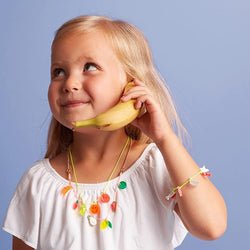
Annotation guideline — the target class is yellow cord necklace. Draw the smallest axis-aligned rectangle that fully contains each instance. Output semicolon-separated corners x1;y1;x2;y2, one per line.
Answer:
61;136;131;230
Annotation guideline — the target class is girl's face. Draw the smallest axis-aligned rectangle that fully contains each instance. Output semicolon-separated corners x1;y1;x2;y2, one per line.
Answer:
48;31;127;130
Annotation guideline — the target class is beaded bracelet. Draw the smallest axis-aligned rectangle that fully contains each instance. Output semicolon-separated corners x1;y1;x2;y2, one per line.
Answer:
165;166;211;200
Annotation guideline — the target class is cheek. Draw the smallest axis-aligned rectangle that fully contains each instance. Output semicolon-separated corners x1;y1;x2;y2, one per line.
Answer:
94;86;120;109
48;84;58;111
119;68;128;85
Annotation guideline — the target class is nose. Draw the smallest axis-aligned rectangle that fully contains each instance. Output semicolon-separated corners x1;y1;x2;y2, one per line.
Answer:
62;75;82;93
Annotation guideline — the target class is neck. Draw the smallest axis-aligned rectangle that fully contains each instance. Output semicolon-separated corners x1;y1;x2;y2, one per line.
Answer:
70;129;128;162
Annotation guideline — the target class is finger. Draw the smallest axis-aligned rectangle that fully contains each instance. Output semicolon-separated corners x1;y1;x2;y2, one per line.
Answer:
123;80;147;96
133;79;146;87
138;102;147;117
121;87;151;102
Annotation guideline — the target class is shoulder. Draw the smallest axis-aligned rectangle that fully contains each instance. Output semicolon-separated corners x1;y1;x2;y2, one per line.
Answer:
126;142;173;200
9;158;67;213
21;159;50;181
3;159;52;249
14;159;54;196
132;141;164;168
25;159;49;176
123;141;165;179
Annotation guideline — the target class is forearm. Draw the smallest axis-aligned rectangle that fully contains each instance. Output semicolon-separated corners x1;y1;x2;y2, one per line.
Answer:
13;237;34;250
125;80;227;239
156;131;227;240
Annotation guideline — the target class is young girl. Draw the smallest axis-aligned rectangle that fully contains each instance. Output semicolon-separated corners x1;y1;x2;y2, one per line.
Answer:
3;15;227;250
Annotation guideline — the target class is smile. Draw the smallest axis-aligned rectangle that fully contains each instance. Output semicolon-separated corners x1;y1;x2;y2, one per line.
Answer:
62;100;89;108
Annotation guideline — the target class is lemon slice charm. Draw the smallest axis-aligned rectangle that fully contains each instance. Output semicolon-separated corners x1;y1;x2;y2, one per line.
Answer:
100;220;112;230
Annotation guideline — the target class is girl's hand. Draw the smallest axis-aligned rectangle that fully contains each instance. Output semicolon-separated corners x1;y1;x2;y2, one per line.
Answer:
121;80;173;144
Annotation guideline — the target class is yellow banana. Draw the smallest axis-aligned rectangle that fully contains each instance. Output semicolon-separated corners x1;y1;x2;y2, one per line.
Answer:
72;82;140;131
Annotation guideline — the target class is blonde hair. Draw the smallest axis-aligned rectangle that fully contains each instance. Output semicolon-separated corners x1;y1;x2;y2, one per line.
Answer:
45;15;188;158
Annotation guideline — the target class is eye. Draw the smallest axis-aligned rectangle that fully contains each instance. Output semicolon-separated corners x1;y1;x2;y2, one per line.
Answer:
84;63;98;72
53;68;65;77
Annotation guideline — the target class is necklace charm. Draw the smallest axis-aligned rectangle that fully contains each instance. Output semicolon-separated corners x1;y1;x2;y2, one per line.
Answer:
89;204;101;214
61;185;73;195
80;204;86;216
88;216;97;226
100;219;112;230
111;201;117;212
73;200;79;210
118;181;127;189
100;193;110;203
61;136;131;230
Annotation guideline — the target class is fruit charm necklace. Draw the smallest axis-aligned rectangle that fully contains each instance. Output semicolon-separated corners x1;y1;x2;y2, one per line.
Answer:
61;136;131;230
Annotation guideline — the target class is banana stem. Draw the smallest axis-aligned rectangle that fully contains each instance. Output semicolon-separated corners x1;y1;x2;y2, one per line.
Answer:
72;118;98;130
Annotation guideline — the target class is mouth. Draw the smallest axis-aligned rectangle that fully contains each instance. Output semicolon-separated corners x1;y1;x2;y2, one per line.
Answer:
62;100;89;108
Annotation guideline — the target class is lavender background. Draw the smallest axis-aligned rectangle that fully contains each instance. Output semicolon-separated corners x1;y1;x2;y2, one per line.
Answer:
1;0;250;249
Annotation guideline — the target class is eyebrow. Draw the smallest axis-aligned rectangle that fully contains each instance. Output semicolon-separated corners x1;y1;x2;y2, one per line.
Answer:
75;55;96;64
51;55;97;68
